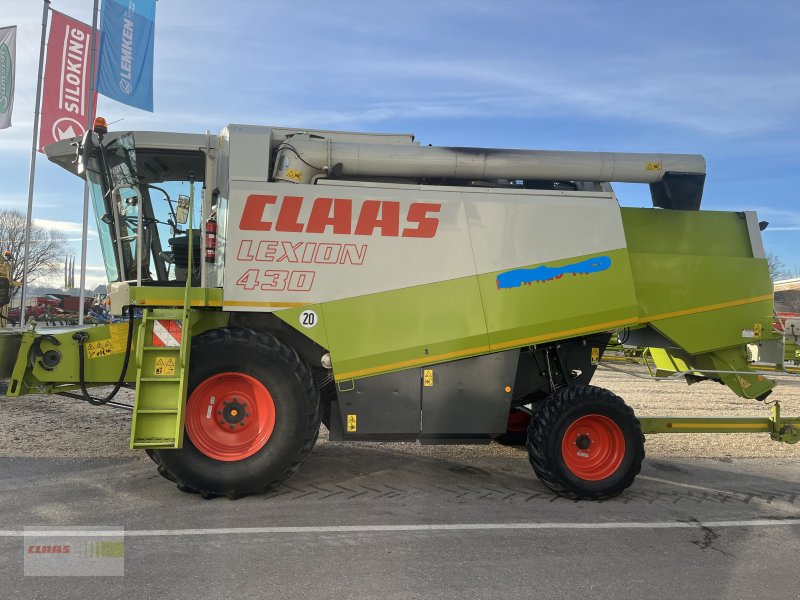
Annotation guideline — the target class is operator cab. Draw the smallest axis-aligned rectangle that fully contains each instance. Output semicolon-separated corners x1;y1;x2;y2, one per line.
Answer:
45;120;212;288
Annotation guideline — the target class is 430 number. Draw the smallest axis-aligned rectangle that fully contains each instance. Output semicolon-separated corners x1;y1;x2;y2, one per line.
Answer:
235;269;315;292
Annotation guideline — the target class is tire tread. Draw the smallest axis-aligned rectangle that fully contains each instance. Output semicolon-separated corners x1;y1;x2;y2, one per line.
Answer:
526;385;644;500
150;327;320;499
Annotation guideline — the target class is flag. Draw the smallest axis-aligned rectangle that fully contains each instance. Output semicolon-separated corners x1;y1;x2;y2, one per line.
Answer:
0;26;16;130
96;0;156;111
39;11;97;152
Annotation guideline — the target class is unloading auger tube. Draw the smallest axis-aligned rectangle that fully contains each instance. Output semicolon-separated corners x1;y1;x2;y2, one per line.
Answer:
273;133;705;186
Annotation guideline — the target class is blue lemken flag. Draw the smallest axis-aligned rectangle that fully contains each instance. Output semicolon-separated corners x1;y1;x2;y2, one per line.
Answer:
96;0;156;111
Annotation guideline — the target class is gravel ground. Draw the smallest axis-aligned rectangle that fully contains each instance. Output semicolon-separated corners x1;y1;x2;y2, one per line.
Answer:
0;364;798;460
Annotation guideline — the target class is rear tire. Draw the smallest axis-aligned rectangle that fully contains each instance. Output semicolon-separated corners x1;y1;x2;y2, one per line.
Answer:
526;385;644;499
149;327;320;499
494;408;532;446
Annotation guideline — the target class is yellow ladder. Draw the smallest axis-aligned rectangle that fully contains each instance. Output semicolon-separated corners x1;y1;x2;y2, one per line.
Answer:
129;307;192;449
130;174;197;449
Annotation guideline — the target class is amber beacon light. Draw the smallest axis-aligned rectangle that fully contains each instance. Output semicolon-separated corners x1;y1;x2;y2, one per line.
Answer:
93;117;108;136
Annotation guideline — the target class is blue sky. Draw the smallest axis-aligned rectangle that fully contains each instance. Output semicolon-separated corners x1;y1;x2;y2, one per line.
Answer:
1;0;798;288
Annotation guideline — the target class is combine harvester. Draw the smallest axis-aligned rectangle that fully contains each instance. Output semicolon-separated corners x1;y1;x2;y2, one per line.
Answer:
1;118;797;499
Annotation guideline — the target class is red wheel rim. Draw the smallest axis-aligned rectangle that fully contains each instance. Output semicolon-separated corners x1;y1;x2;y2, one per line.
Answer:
507;409;531;432
186;372;276;461
561;414;625;481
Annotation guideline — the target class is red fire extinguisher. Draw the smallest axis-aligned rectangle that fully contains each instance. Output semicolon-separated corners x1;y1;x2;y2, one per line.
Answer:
204;217;217;263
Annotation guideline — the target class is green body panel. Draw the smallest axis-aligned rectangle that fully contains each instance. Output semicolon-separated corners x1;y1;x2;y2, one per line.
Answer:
650;299;774;355
479;249;638;350
621;208;754;259
622;208;775;352
619;207;778;399
321;276;489;380
132;286;223;308
629;254;771;322
274;303;330;350
291;249;637;381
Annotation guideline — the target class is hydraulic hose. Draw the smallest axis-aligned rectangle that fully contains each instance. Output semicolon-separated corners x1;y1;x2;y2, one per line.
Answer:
59;309;136;406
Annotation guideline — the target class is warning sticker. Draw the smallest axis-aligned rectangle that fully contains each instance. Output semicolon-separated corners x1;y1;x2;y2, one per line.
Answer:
590;347;600;365
646;161;662;171
86;338;115;359
87;323;130;359
154;356;176;376
285;168;304;182
109;323;129;353
346;414;357;432
423;369;434;387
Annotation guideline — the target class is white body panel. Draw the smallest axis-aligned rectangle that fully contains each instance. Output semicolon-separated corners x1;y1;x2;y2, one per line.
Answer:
221;179;626;311
461;188;626;274
221;181;473;308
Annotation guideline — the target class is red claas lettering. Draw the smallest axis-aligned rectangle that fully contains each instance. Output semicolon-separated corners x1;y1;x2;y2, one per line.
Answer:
239;195;441;238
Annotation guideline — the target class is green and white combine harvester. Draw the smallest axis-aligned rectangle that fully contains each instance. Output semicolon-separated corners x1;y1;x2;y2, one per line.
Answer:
1;119;798;499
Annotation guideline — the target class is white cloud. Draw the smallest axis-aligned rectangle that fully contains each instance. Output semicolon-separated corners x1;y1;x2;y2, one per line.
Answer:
35;219;96;236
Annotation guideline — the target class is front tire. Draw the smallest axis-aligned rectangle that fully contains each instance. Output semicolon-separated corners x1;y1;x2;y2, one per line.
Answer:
526;385;644;499
149;327;320;498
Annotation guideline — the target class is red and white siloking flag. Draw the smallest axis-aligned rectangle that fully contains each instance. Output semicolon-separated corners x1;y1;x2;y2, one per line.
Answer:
39;11;97;152
0;26;16;130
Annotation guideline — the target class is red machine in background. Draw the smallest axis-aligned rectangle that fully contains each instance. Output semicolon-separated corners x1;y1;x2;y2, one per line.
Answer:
6;294;93;324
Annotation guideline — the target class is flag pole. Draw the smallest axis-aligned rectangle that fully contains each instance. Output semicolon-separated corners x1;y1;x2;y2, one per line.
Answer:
78;0;100;325
20;0;51;327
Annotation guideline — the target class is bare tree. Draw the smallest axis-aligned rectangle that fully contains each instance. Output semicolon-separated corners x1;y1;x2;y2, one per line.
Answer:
0;209;69;298
767;252;790;282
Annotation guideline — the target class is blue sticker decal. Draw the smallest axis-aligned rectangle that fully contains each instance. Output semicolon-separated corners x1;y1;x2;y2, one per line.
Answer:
496;256;611;289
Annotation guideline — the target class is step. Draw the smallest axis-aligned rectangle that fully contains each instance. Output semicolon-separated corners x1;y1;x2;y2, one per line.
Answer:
139;376;182;382
144;309;185;320
131;439;178;448
141;346;182;352
134;409;179;414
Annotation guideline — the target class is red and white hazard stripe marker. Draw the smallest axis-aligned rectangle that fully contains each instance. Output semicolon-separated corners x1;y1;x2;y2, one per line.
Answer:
152;320;182;347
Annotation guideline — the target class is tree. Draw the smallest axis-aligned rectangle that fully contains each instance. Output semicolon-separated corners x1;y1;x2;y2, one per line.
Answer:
0;209;69;299
767;252;790;282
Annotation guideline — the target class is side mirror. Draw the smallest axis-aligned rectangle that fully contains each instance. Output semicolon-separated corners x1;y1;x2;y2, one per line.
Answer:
176;195;189;225
76;129;98;176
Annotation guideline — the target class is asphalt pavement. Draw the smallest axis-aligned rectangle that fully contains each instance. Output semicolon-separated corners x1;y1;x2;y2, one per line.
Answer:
0;445;799;599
